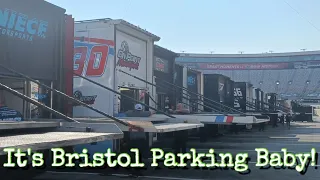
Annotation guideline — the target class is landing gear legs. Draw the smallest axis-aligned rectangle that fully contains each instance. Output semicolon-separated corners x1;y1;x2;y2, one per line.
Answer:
232;124;238;134
259;123;265;131
174;130;188;154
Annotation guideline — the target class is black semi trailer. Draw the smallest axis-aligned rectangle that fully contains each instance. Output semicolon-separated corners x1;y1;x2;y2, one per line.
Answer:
233;82;285;129
203;74;235;112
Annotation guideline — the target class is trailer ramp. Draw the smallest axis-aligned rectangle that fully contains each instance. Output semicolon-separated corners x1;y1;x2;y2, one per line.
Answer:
151;114;270;125
0;119;123;155
73;117;203;133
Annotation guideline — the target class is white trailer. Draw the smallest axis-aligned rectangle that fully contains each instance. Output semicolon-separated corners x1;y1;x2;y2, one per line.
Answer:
73;19;203;153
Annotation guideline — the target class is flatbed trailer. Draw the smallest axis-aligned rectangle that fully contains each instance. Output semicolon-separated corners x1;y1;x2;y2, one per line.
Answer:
74;117;203;133
0;119;123;179
0;120;123;154
73;117;203;156
151;114;270;125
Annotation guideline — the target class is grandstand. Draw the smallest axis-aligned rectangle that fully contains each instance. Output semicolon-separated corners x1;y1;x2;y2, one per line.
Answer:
176;51;320;100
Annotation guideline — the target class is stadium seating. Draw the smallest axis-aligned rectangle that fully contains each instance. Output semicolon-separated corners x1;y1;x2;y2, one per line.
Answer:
208;68;319;100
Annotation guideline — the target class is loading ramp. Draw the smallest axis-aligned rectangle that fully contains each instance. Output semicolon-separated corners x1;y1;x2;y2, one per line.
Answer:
0;120;123;155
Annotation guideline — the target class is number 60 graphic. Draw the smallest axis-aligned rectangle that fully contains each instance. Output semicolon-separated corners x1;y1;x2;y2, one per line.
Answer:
73;45;109;77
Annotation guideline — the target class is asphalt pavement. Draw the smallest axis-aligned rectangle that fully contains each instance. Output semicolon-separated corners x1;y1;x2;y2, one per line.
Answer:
34;121;320;180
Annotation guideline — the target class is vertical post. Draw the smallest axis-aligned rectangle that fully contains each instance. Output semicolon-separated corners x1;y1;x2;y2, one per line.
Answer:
24;80;29;119
50;81;53;119
182;67;189;108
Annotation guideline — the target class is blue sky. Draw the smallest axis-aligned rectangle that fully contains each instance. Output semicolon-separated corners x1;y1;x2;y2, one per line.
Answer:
48;0;320;54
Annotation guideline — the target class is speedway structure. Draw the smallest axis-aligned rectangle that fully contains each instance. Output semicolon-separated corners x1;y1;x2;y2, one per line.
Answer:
0;0;292;178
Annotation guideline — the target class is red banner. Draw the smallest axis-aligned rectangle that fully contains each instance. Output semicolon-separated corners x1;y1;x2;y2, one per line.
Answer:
198;62;289;70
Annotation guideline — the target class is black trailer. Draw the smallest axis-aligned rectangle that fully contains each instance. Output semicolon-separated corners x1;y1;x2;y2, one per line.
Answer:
154;45;178;111
233;82;288;129
203;74;234;112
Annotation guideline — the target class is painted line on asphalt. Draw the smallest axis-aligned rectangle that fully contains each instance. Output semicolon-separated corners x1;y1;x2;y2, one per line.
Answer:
46;171;205;180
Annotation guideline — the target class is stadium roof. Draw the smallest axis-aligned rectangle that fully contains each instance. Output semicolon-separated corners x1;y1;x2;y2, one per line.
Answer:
179;50;320;58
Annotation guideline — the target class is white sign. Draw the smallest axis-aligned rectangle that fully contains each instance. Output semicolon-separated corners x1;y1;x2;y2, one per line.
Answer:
115;31;147;89
234;88;243;108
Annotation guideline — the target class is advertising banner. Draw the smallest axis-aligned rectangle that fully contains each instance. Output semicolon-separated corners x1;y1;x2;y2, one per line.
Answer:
178;60;320;70
0;0;65;80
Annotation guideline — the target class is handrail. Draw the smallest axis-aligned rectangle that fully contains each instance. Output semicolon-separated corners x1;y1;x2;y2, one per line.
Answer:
118;70;230;115
245;97;290;112
71;71;176;118
0;82;77;123
119;69;245;115
156;79;218;112
0;64;133;127
152;73;244;114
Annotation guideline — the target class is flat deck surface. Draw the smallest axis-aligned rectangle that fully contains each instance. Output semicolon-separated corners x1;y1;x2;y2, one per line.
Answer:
34;120;320;180
0;121;60;130
0;132;123;154
154;123;203;132
74;117;170;122
73;117;203;132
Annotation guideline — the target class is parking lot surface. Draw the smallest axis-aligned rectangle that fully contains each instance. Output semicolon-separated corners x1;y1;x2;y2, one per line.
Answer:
34;121;320;180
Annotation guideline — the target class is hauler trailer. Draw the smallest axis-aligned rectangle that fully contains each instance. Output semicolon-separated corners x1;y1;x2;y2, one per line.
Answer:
72;19;203;156
0;1;123;178
232;82;290;128
118;70;270;141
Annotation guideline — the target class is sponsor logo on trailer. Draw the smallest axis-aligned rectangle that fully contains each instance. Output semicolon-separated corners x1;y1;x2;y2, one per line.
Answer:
234;88;243;108
155;58;165;72
0;8;48;41
116;41;141;71
219;83;224;91
73;37;114;77
187;76;196;85
0;106;23;121
73;90;97;106
34;93;47;100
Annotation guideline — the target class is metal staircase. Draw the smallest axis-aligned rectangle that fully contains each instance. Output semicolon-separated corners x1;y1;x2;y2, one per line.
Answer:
0;64;125;156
